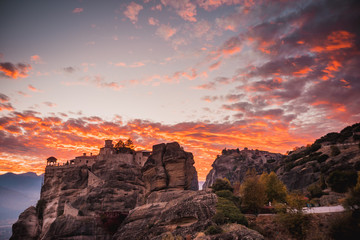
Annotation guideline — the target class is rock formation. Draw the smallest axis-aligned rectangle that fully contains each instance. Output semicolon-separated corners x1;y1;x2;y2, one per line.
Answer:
203;123;360;191
142;142;198;194
10;206;40;240
203;148;283;189
11;141;218;240
114;190;217;240
113;142;212;239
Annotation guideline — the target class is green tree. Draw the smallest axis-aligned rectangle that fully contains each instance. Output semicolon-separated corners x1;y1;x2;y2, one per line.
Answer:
211;178;233;192
241;170;266;213
260;172;287;203
330;146;341;156
345;172;360;209
327;170;358;193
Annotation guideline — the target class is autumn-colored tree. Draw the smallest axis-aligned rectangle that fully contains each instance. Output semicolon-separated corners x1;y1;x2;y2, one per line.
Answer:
125;138;135;150
240;169;266;213
115;139;125;148
260;172;287;203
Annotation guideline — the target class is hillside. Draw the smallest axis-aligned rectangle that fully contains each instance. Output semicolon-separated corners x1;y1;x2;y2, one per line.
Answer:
203;123;360;191
277;123;360;190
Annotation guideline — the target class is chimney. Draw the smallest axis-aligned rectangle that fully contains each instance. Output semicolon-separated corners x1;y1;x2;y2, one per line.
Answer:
83;153;86;156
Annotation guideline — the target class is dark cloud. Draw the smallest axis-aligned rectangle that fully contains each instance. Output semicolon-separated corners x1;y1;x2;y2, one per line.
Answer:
0;62;31;79
0;93;10;102
63;66;75;73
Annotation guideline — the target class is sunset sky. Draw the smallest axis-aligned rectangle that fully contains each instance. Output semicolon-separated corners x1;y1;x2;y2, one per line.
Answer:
0;0;359;180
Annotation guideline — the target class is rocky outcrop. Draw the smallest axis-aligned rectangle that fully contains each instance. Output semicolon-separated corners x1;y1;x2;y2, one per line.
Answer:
194;223;264;240
113;189;217;240
10;206;40;240
37;152;145;239
203;123;360;191
142;142;198;195
203;148;283;189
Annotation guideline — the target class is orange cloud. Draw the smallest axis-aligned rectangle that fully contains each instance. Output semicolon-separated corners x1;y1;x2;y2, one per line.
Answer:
30;55;44;64
28;84;43;92
148;17;159;26
161;0;197;22
72;8;84;13
156;24;177;40
311;30;355;53
114;61;145;68
124;2;143;23
0;62;31;79
0;111;313;179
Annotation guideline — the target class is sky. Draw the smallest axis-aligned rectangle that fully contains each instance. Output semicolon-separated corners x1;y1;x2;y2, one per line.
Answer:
0;0;359;180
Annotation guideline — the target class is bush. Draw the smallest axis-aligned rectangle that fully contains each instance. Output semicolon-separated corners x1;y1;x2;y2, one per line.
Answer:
309;143;321;152
211;178;233;192
216;197;248;226
276;213;309;240
307;184;324;198
36;199;46;220
205;225;223;235
329;211;360;240
330;146;341;156
327;170;358;193
215;190;233;199
317;154;329;163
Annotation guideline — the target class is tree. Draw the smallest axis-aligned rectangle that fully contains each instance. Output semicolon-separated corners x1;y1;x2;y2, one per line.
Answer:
327;170;358;193
240;169;266;213
125;138;135;150
260;172;287;203
330;146;341;156
115;139;125;149
211;178;233;192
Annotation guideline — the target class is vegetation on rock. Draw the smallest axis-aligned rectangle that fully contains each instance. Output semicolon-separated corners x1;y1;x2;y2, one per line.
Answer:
327;170;358;193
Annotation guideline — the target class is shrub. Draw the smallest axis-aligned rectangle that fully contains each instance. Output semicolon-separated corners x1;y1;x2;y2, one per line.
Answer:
327;170;358;193
316;154;329;163
276;212;309;240
309;143;321;153
307;184;323;198
216;190;233;199
36;199;46;220
330;146;341;156
329;211;360;240
205;225;223;235
211;178;233;192
216;197;248;226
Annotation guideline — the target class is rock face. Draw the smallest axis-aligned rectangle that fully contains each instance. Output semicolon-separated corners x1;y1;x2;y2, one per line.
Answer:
142;142;198;194
114;189;217;240
194;223;264;240
10;206;40;240
276;123;360;190
203;123;360;191
38;156;145;239
203;148;283;189
11;141;205;240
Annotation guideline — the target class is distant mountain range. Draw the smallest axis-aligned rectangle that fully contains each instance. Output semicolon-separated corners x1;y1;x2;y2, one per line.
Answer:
0;172;42;239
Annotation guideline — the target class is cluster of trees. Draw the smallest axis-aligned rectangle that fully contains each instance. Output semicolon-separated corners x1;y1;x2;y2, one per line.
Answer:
209;171;311;238
114;138;135;153
237;170;287;213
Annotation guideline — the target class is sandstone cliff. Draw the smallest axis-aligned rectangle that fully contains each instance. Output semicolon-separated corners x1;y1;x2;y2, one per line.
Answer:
142;142;198;194
203;149;283;189
11;141;213;240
